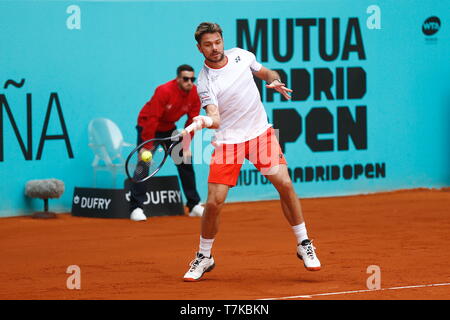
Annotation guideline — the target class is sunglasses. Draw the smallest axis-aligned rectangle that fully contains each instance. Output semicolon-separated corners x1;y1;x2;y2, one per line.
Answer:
182;77;196;82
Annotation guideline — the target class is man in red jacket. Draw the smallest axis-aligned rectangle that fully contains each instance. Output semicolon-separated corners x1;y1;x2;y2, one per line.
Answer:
129;64;204;221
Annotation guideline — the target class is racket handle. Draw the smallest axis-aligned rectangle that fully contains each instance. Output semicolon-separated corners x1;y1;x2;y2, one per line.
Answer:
182;122;199;135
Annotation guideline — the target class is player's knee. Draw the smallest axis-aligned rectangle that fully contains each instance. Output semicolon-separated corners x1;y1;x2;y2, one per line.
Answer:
206;198;225;214
279;178;294;192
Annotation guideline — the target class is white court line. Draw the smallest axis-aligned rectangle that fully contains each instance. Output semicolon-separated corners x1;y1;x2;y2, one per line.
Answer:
259;282;450;300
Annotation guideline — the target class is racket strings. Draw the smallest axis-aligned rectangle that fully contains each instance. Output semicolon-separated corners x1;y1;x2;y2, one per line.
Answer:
128;144;167;182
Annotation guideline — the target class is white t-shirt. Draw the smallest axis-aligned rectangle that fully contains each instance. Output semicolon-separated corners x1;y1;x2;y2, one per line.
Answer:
197;47;272;145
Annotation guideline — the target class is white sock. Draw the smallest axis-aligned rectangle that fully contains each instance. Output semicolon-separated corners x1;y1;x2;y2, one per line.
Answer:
199;236;215;258
292;223;309;244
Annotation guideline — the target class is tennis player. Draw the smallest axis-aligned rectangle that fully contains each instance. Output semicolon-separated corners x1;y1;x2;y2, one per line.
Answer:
183;22;321;281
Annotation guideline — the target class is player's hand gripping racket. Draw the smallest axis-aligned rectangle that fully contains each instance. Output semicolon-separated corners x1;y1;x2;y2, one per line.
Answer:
125;122;198;183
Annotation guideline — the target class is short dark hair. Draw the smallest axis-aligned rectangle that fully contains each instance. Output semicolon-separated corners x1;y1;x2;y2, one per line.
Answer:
177;64;194;76
195;22;223;43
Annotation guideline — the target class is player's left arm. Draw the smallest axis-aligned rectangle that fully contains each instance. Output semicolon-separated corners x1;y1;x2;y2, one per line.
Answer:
253;66;293;100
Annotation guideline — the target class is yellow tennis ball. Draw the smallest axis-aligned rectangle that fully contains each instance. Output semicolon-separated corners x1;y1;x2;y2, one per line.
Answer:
141;151;152;162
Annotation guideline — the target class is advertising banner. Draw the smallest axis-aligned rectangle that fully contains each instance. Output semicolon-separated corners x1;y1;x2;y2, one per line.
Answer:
71;175;184;218
1;0;449;216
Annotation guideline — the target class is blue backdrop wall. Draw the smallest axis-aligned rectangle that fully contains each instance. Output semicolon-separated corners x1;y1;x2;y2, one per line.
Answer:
0;0;449;217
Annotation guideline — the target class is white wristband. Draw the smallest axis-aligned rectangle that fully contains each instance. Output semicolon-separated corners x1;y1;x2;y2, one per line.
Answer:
203;116;213;128
194;115;213;128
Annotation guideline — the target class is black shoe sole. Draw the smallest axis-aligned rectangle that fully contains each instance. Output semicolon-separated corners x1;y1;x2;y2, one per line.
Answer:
205;263;215;273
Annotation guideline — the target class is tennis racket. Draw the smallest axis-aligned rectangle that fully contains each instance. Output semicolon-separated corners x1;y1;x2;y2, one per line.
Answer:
125;122;198;183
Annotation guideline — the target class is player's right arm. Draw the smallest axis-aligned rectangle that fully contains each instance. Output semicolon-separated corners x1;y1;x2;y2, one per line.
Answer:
195;71;220;130
204;104;220;129
191;104;220;130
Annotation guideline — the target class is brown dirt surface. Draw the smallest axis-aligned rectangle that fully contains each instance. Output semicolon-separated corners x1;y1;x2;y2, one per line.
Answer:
1;189;449;300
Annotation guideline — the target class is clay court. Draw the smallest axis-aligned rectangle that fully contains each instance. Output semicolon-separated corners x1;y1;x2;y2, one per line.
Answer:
1;188;449;300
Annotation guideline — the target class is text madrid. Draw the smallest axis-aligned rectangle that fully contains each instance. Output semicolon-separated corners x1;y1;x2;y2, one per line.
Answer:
237;163;386;186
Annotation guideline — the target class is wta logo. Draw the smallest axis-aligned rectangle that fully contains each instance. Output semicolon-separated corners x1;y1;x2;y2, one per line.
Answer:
422;16;441;36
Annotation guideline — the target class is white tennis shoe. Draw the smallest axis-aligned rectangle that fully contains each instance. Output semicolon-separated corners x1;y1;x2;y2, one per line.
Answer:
189;204;204;217
297;239;321;271
183;252;215;281
130;208;147;221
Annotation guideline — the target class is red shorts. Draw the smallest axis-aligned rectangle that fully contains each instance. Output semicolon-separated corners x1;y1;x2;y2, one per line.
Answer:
208;127;287;187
